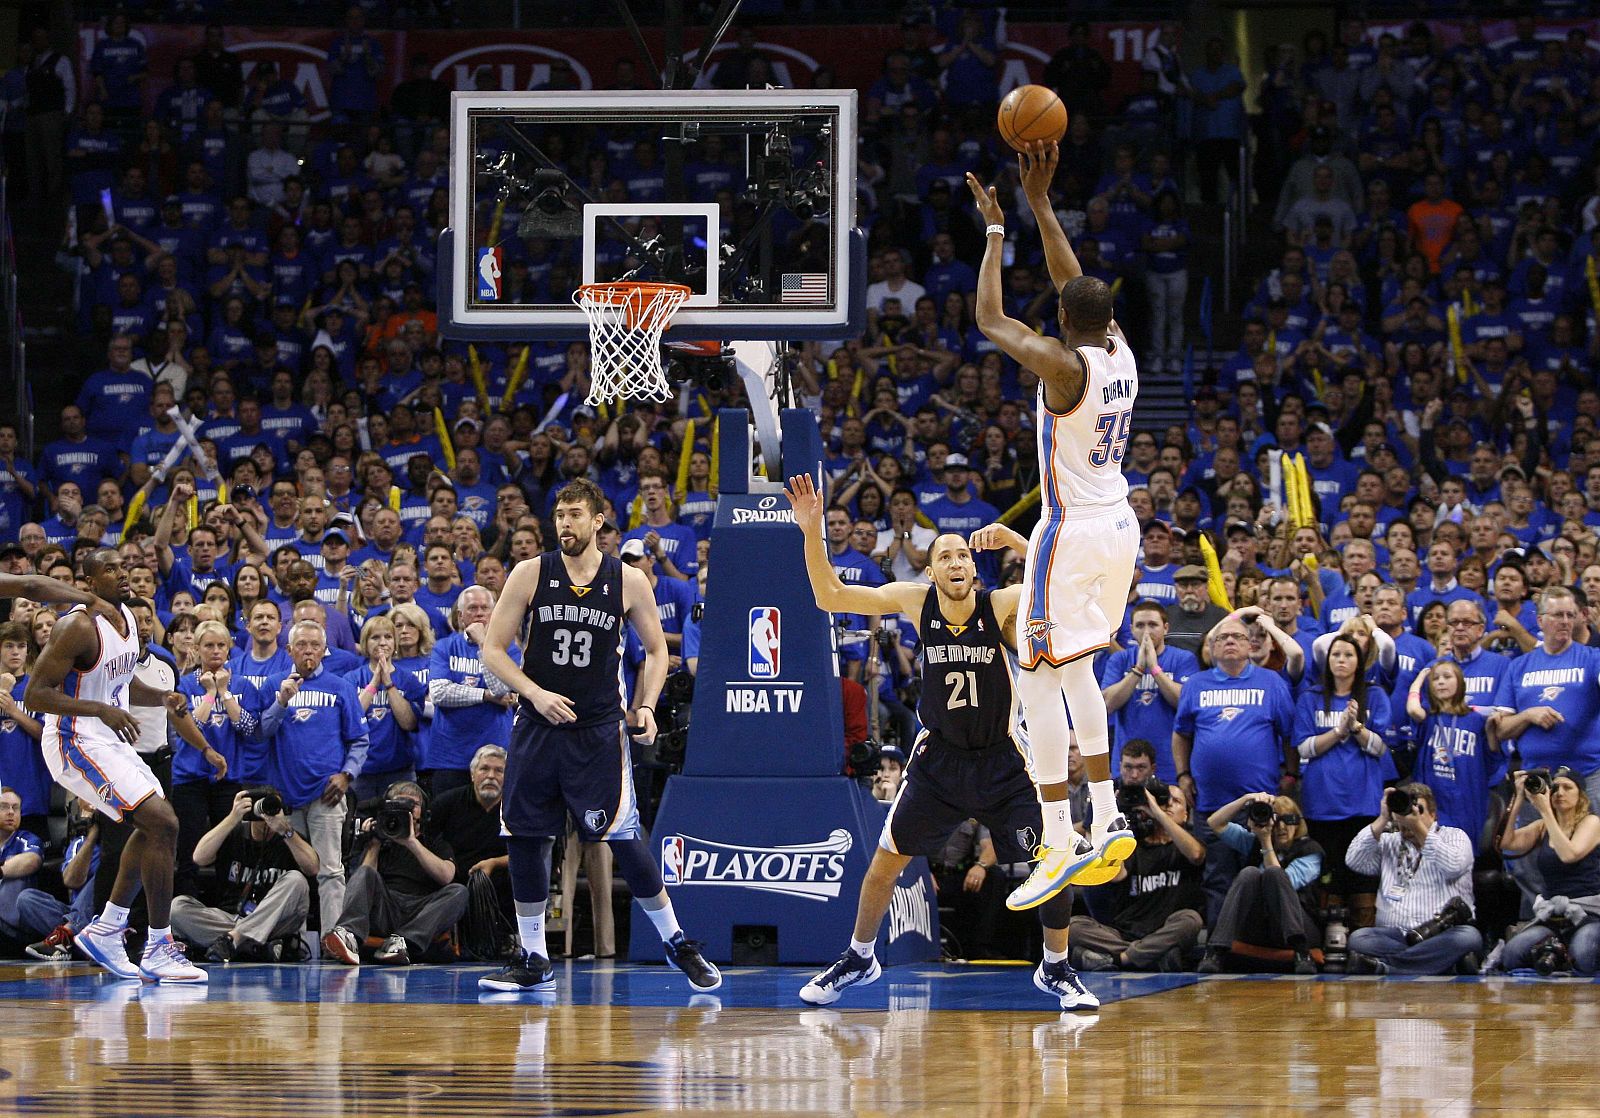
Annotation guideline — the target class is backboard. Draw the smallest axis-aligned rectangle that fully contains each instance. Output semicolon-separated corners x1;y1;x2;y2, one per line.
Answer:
440;89;864;341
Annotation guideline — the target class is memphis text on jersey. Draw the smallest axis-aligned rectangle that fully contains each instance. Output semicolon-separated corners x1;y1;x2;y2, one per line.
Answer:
536;603;620;631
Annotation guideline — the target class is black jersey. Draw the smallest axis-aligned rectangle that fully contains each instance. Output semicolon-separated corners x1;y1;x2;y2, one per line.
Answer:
522;550;627;728
916;587;1018;752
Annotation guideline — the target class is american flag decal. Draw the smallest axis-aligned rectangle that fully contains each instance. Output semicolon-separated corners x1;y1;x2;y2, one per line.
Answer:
780;273;829;303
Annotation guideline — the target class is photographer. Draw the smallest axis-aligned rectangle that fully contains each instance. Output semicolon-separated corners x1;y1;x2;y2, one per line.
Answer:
1067;778;1207;972
1494;768;1600;974
1345;783;1481;974
1200;792;1325;974
14;798;99;961
171;786;318;963
321;781;467;966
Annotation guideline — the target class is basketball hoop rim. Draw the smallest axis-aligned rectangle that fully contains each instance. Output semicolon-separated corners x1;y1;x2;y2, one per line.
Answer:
574;280;694;303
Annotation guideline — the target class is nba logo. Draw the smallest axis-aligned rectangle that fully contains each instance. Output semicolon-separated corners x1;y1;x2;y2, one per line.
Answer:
476;247;502;301
661;836;685;884
748;607;780;678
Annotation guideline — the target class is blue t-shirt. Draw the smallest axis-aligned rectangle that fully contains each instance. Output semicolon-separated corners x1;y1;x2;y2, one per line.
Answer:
1294;686;1393;820
394;654;433;766
621;523;699;580
0;675;50;815
1495;643;1600;773
346;664;428;775
413;583;463;639
426;633;517;771
175;673;259;785
260;666;370;810
0;829;41;884
1413;709;1496;841
1099;645;1199;781
1174;664;1295;812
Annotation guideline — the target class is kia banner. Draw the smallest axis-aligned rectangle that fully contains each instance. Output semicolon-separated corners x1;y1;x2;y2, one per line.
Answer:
78;20;1165;122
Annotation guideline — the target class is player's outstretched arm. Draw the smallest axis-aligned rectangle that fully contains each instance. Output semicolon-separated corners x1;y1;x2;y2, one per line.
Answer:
783;473;926;620
0;573;114;621
966;173;1086;403
1017;142;1083;290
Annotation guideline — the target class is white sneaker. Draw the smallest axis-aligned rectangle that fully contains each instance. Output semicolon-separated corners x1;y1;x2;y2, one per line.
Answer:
138;936;209;984
73;919;142;980
1007;835;1099;911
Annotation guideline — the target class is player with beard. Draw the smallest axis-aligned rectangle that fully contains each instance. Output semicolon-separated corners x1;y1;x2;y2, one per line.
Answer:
25;548;210;982
477;478;720;993
785;474;1097;1011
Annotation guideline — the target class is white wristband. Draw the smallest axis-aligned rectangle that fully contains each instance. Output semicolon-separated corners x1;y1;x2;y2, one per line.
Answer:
985;224;1005;237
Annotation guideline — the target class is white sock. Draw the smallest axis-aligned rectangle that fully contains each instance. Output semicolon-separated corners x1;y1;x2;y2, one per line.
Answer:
849;936;876;959
145;926;171;948
643;902;683;943
100;902;131;928
1043;945;1069;965
515;906;547;958
1090;780;1118;833
1042;799;1074;849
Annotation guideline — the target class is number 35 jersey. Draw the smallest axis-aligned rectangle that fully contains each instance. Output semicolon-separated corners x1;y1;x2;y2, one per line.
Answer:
917;588;1022;752
523;550;628;728
1037;332;1139;512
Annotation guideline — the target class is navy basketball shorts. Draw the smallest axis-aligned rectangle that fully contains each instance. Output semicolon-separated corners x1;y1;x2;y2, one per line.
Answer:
880;732;1044;863
503;715;641;842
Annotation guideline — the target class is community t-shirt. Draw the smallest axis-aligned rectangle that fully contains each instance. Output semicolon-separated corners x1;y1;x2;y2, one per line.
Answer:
1494;643;1600;773
1293;686;1393;820
1174;664;1295;812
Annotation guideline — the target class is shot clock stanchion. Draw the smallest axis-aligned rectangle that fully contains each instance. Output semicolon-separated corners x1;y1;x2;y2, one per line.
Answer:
628;408;938;966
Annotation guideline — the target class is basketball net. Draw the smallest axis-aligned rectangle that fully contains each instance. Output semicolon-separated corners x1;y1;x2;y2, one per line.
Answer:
573;281;692;405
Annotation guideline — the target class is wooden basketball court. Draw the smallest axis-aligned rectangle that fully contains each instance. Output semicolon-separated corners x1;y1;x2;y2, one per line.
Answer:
0;962;1591;1116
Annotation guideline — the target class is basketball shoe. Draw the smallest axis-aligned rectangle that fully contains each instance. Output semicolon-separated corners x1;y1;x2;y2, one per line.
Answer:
800;949;882;1005
1033;959;1100;1011
479;950;556;993
74;919;142;980
1007;833;1100;911
664;933;722;991
1069;814;1137;887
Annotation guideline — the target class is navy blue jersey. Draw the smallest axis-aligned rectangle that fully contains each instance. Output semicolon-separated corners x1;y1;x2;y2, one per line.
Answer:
916;588;1017;752
522;550;627;728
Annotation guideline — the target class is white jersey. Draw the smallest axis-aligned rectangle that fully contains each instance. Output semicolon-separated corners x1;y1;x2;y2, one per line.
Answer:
43;604;140;741
1036;333;1138;513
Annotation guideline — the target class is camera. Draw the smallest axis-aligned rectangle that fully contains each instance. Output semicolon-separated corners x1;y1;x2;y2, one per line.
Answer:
874;627;898;656
1117;777;1170;839
242;788;284;821
375;798;416;842
1529;935;1573;975
847;738;884;782
357;797;416;842
1246;800;1277;828
1523;768;1552;796
1403;896;1473;945
1386;787;1414;816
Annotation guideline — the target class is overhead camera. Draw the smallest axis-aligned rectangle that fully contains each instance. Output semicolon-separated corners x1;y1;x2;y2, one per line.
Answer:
664;341;735;393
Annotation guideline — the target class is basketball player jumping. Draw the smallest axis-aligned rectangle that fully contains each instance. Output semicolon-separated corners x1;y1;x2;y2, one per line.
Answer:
25;549;210;982
966;141;1140;910
477;478;721;994
784;475;1097;1011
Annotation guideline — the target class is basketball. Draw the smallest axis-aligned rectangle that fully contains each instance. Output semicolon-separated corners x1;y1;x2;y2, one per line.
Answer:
997;84;1068;151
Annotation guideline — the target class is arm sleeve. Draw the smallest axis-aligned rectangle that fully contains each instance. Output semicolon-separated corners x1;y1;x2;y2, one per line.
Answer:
339;688;370;779
1285;851;1323;891
1427;826;1475;879
258;700;288;739
1344;826;1382;876
431;678;488;707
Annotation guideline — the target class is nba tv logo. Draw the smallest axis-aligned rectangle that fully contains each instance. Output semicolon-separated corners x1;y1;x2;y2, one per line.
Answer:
748;607;780;678
476;247;502;301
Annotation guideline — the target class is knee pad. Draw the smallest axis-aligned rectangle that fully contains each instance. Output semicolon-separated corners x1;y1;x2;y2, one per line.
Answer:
609;837;666;899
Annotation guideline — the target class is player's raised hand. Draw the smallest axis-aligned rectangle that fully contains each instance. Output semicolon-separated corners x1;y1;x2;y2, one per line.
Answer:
964;172;1005;227
782;473;824;532
1018;140;1059;200
969;522;1024;553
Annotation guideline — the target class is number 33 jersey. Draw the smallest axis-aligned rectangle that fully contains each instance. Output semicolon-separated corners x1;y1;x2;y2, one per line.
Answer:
1037;333;1139;513
523;550;628;728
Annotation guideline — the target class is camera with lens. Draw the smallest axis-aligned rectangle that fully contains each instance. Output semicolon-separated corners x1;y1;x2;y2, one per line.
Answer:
1117;777;1170;839
1246;800;1277;828
242;787;284;821
1386;787;1415;816
357;797;416;842
847;738;884;783
1523;768;1552;796
1403;896;1473;945
1529;934;1574;975
873;627;898;656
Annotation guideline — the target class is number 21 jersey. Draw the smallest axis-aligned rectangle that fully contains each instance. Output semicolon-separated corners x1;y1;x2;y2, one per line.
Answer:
1037;333;1139;511
522;550;627;728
